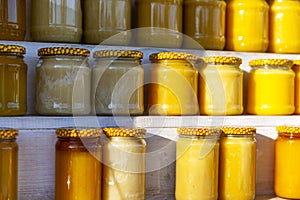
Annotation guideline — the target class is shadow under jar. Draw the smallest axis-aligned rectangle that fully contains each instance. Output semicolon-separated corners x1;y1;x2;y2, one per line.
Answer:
31;0;82;43
0;44;27;116
36;47;91;115
92;50;144;116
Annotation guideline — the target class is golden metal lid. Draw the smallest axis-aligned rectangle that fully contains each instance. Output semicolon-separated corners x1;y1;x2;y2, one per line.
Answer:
149;52;197;61
221;127;256;135
249;59;293;67
93;50;143;59
56;127;102;138
38;47;90;57
0;44;26;54
277;126;300;134
103;127;146;137
199;56;242;65
177;127;221;136
293;60;300;66
0;128;18;139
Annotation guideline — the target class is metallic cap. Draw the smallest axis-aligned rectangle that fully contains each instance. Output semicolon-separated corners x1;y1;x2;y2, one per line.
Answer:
0;44;26;54
221;127;256;135
199;56;242;65
0;128;18;139
249;59;293;67
56;127;102;138
93;50;143;59
38;47;90;57
103;127;146;137
149;52;197;61
177;127;221;136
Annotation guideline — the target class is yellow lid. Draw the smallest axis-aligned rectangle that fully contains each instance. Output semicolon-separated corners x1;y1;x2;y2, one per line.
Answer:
93;50;143;59
199;56;242;65
249;59;293;67
56;127;102;138
38;47;90;57
277;126;300;134
149;52;197;61
177;127;221;136
293;60;300;66
0;44;26;54
103;127;146;137
0;128;18;139
221;127;256;135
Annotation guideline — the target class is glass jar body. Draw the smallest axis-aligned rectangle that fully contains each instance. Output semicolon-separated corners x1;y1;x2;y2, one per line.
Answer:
92;58;144;115
293;65;300;114
55;137;101;200
36;56;91;115
135;0;183;48
0;53;27;116
219;135;256;200
176;135;219;200
0;138;18;200
269;0;300;53
148;60;198;115
199;63;243;115
183;0;226;50
31;0;82;43
0;0;26;40
83;0;131;45
247;65;295;115
226;0;269;52
102;137;146;200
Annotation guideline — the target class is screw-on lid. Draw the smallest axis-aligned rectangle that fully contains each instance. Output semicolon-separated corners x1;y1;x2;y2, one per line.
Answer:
199;56;242;65
221;127;256;135
56;127;102;138
149;52;197;61
0;128;18;139
177;127;221;136
93;50;143;59
103;127;146;137
38;47;90;57
249;59;293;67
277;126;300;135
0;44;26;54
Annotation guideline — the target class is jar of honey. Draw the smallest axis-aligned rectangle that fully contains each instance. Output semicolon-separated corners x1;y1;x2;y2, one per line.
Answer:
226;0;269;52
55;127;102;200
247;59;295;115
102;127;146;200
219;127;256;200
0;0;26;40
148;52;198;115
0;44;27;116
31;0;82;43
275;126;300;199
92;50;144;115
135;0;183;48
36;47;91;115
198;56;243;115
269;0;300;53
0;128;18;200
83;0;131;45
293;60;300;114
183;0;226;50
176;127;220;200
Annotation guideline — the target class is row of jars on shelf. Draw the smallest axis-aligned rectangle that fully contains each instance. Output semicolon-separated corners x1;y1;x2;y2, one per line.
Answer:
1;126;300;199
1;0;300;52
1;44;300;116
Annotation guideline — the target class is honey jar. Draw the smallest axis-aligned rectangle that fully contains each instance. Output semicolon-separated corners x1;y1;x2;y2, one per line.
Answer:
198;56;243;115
0;128;18;200
226;0;269;52
219;127;256;200
176;127;220;200
275;126;300;199
55;127;102;200
247;59;295;115
102;127;146;200
92;50;144;115
36;47;91;115
148;52;198;115
269;0;300;53
0;44;27;116
293;60;300;114
183;0;226;50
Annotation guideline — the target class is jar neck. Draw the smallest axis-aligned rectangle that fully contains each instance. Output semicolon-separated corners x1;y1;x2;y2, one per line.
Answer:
278;133;300;138
41;55;88;61
178;135;219;140
0;53;24;58
222;134;255;138
95;58;141;64
251;65;291;70
0;138;17;142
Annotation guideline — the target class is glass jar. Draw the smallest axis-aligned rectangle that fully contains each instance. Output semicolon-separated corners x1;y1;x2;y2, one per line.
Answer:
36;47;91;115
269;0;300;53
226;0;269;52
102;127;146;200
183;0;226;50
92;50;144;115
198;56;243;115
83;0;131;45
247;59;295;115
0;128;18;200
55;127;102;200
293;61;300;114
135;0;183;48
0;0;26;40
148;52;198;115
219;127;256;200
31;0;82;43
275;126;300;199
176;128;220;200
0;44;27;116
